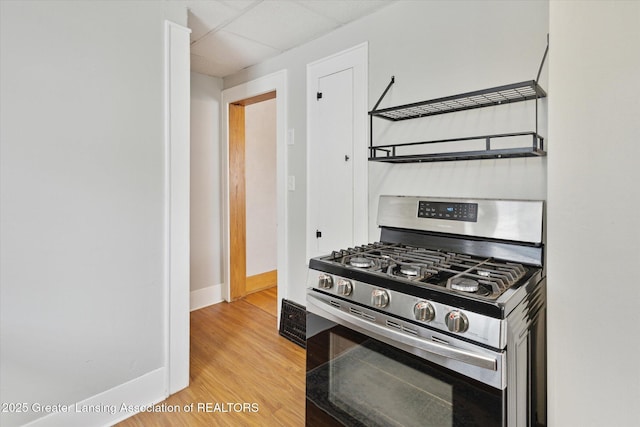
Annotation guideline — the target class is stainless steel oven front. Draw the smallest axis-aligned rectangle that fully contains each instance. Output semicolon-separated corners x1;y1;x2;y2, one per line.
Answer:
305;281;546;427
306;293;507;427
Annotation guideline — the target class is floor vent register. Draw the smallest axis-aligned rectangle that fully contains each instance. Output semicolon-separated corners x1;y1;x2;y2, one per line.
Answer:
279;299;306;348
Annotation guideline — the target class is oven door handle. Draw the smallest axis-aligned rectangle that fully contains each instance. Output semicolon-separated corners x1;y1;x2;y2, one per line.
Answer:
307;294;498;371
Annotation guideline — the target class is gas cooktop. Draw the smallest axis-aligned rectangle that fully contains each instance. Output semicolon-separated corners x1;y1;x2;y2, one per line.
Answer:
308;196;544;320
316;242;528;301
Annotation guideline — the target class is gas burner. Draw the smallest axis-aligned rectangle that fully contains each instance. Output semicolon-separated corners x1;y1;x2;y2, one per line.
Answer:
400;265;420;276
450;277;480;292
349;256;374;268
390;263;436;281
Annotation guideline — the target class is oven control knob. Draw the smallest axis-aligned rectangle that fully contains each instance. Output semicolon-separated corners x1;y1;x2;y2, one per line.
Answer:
371;289;390;308
336;279;353;296
318;274;333;289
414;301;435;322
445;310;469;333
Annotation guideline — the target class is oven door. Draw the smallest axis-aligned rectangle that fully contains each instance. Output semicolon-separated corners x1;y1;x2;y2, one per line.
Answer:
306;293;506;427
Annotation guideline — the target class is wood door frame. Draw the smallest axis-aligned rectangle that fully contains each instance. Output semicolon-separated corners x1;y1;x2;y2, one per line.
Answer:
228;91;276;301
228;103;247;301
221;71;288;323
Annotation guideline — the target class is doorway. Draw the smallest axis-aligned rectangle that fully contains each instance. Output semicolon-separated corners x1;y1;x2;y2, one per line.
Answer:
228;91;277;301
221;70;288;323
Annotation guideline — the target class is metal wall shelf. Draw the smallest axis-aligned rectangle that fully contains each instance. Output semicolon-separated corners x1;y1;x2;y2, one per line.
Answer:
369;132;546;163
370;80;546;122
368;41;548;163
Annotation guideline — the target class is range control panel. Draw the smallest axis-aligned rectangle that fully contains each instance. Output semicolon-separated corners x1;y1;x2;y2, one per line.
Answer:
417;201;478;222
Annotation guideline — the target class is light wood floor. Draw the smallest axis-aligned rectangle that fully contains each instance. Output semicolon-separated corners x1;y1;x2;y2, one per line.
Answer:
116;287;306;426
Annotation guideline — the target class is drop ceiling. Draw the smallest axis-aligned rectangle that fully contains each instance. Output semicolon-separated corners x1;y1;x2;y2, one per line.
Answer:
185;0;394;77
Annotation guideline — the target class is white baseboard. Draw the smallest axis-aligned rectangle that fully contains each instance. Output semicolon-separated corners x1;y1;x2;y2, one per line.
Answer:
23;368;167;427
190;284;223;311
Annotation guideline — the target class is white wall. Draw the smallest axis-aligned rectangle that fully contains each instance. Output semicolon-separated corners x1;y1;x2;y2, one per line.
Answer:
245;99;278;277
0;1;186;426
547;2;640;426
224;0;548;305
190;72;223;294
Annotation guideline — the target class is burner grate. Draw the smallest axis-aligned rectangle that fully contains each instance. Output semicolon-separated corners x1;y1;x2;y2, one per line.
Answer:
445;261;526;297
320;243;529;299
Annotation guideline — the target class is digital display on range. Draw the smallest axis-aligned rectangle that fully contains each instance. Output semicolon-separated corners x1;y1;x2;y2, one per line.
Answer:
417;201;478;222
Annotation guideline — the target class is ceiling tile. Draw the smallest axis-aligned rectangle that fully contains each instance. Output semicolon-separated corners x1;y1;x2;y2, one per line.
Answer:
190;30;281;76
184;0;238;41
191;53;238;77
220;0;261;11
223;0;339;50
298;0;392;24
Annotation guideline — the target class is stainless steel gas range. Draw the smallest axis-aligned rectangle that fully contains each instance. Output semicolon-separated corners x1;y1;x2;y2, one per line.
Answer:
306;196;546;427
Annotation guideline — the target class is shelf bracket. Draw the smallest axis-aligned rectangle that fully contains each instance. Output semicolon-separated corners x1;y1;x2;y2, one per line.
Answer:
370;76;395;158
535;35;549;137
371;76;395;112
535;34;549;85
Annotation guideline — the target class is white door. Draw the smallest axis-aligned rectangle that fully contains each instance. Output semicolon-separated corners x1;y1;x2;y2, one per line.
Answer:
307;43;368;259
311;69;354;254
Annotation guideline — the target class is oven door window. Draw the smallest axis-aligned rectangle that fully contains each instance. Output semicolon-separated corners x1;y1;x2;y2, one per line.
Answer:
307;318;504;427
